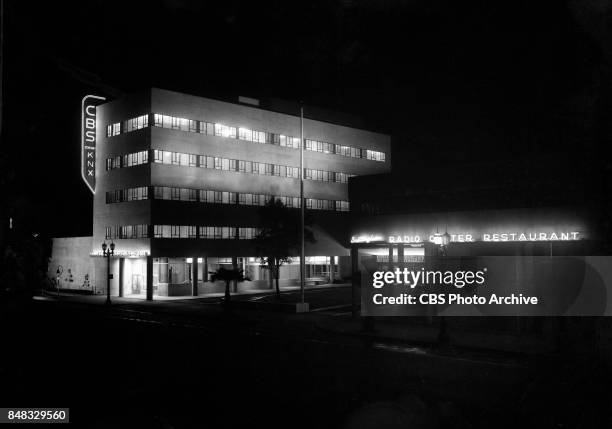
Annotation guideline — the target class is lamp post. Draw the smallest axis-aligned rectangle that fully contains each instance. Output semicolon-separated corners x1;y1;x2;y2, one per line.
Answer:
433;228;451;343
102;241;115;306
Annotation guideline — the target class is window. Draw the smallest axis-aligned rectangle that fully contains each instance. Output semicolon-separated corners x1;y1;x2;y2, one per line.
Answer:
124;115;148;132
105;227;112;239
221;227;232;239
214;123;236;138
189;154;197;167
171;188;180;200
189;120;198;133
238;127;252;141
107;122;120;137
171;152;180;165
171;225;180;238
188;225;197;238
189;189;198;202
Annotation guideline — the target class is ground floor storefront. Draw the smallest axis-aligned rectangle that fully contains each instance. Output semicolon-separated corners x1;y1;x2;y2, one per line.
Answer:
47;240;349;299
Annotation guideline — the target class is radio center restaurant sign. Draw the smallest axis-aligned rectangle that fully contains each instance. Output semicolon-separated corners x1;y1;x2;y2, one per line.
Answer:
81;95;106;194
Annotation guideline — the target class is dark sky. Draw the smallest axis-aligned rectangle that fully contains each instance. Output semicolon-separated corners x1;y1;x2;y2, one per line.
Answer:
1;0;607;237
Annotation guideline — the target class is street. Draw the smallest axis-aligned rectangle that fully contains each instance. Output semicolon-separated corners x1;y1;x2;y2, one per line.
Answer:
0;292;608;428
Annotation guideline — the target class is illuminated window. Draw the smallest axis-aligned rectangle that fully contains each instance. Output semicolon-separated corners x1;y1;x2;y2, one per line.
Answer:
107;122;120;137
214;123;236;138
238;127;252;141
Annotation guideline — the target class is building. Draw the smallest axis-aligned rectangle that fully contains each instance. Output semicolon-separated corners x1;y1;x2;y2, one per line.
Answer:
347;160;603;333
49;88;391;299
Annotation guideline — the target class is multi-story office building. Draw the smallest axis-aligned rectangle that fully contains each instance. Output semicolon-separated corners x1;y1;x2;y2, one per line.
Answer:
53;88;390;299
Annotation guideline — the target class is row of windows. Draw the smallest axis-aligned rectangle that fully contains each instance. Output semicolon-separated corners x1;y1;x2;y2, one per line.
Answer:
150;149;351;183
106;186;350;212
107;114;149;137
106;150;148;170
152;150;305;178
304;139;385;161
105;224;149;239
106;113;386;162
106;187;149;203
106;224;260;240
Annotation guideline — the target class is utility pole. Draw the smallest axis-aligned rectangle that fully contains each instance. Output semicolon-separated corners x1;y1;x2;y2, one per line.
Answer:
300;104;305;304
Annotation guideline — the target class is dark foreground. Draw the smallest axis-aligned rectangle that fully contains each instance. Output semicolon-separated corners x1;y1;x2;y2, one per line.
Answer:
1;294;611;429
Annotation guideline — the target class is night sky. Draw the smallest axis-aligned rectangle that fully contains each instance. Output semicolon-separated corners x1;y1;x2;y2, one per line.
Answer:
1;0;607;237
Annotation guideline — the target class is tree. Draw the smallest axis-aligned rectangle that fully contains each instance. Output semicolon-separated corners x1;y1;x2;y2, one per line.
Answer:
209;267;250;304
254;198;315;300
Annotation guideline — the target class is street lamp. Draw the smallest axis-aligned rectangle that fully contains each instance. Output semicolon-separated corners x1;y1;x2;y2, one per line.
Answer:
434;227;450;344
102;240;115;306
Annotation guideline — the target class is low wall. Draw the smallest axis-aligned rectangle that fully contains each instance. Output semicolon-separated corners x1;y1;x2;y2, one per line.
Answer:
48;236;95;292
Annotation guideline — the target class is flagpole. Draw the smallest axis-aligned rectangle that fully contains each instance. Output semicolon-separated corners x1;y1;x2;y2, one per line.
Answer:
300;103;305;304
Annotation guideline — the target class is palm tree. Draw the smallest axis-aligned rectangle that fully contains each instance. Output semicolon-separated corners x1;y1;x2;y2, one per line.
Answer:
209;267;250;304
